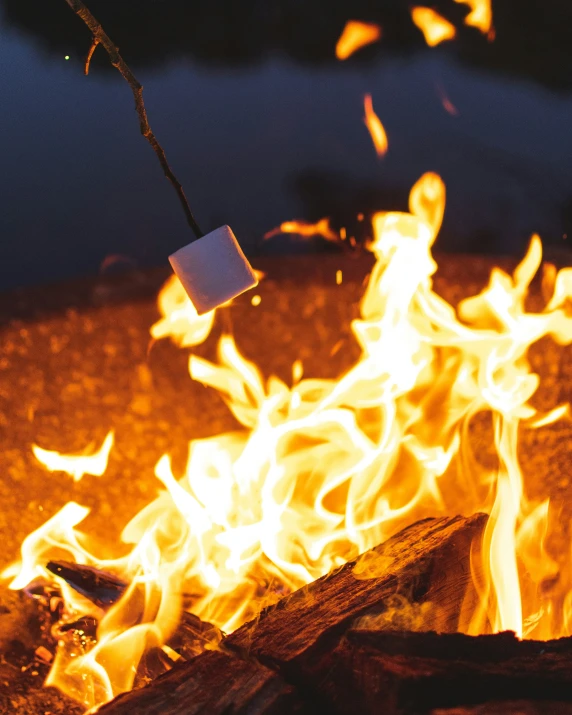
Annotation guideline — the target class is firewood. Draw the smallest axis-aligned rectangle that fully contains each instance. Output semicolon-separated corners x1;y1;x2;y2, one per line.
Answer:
45;559;223;655
305;629;572;715
432;704;572;715
169;611;223;660
46;560;127;608
225;513;487;670
97;649;309;715
96;514;485;714
45;559;223;685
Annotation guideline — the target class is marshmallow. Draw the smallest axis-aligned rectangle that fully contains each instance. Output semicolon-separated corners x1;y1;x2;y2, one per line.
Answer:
169;226;258;315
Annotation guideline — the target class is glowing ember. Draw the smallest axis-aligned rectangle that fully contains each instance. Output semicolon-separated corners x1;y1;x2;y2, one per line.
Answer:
363;94;388;157
435;82;460;116
411;7;457;47
454;0;493;34
335;20;382;60
32;431;114;483
264;218;339;243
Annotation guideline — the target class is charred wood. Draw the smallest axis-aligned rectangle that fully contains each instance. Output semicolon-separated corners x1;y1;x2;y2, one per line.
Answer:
96;514;486;714
432;704;572;715
307;629;572;715
98;649;309;715
45;559;222;656
46;560;127;608
225;514;487;670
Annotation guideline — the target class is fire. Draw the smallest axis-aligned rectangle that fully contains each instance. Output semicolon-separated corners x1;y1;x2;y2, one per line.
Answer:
32;431;114;483
150;274;215;347
363;94;388;157
264;218;339;243
455;0;493;34
411;7;457;47
6;169;572;710
335;20;382;60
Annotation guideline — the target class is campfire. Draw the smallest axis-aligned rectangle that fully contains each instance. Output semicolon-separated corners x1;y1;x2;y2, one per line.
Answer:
3;169;572;714
3;1;572;711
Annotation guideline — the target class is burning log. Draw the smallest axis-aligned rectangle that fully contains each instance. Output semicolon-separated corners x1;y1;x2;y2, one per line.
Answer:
46;560;127;609
45;559;222;660
98;649;309;715
225;513;487;668
303;629;572;715
98;514;486;714
432;704;572;715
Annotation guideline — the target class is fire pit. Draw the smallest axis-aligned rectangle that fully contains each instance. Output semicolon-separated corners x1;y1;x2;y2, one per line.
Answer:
2;173;572;714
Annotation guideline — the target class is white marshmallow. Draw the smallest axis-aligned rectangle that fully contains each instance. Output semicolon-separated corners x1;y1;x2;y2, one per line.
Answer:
169;225;258;315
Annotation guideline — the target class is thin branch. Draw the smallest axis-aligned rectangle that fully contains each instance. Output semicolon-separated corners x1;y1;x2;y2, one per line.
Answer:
84;37;99;75
63;0;204;240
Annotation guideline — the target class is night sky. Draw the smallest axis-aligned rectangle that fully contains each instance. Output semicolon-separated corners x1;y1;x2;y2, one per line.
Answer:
1;1;572;290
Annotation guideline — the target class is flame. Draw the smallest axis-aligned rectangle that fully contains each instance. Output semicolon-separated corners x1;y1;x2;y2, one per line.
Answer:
264;218;339;243
454;0;493;34
7;171;572;710
411;7;457;47
335;20;382;60
150;275;215;347
32;431;114;483
363;94;388;157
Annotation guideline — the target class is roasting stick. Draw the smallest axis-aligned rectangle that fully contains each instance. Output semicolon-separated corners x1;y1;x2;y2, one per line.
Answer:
63;0;258;315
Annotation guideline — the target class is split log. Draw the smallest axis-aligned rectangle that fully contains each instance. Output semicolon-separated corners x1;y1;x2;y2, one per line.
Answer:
433;704;572;715
98;514;486;714
305;629;572;715
226;513;487;670
98;649;309;715
133;612;223;689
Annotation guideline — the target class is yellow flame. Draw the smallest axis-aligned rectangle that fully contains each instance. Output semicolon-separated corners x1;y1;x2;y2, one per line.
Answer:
454;0;493;34
151;275;215;347
264;218;339;243
8;173;572;710
32;431;114;483
363;94;388;157
411;7;457;47
335;20;382;60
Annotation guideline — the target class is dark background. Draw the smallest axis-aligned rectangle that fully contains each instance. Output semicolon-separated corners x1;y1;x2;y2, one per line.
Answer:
1;0;572;291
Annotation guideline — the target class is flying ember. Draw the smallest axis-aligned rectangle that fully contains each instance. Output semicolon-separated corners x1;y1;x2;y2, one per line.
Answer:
264;217;340;243
363;94;389;157
335;20;382;60
454;0;493;34
411;7;457;47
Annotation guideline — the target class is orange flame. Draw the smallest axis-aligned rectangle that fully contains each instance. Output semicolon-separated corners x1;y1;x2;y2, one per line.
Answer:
32;431;114;483
6;173;572;710
151;275;216;347
454;0;493;34
264;218;339;243
363;94;388;157
411;7;457;47
335;20;382;60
